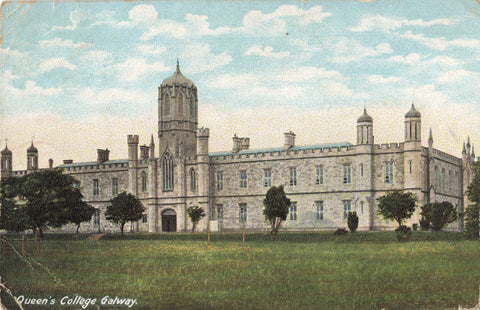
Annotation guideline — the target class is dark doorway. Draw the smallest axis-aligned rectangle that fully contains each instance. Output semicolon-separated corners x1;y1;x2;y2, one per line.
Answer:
162;209;177;232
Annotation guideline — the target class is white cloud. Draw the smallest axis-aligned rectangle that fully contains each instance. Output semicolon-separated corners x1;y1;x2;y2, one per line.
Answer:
403;84;448;105
426;56;460;66
241;5;331;36
207;73;260;89
389;53;422;64
136;45;166;55
181;43;231;74
91;11;117;28
0;47;28;58
350;14;455;32
276;66;343;82
330;39;393;63
80;50;112;63
400;31;480;51
437;70;474;83
39;38;90;49
119;4;158;28
368;75;402;83
3;78;62;100
78;87;151;105
113;58;169;82
245;45;290;58
52;9;88;31
38;58;77;72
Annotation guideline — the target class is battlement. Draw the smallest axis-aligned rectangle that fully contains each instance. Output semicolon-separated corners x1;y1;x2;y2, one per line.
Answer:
374;143;404;152
198;127;210;138
58;159;129;172
127;135;139;144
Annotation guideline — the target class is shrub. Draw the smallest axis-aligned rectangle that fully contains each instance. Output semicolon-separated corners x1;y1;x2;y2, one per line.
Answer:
419;216;430;231
334;228;348;235
420;201;457;231
395;225;412;241
464;204;479;239
347;211;359;232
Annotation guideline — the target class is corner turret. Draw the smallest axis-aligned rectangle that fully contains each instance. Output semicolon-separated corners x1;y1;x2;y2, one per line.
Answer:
1;142;13;180
27;142;39;171
356;108;373;145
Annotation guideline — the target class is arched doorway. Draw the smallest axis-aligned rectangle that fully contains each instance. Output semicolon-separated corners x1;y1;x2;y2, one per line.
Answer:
162;209;177;232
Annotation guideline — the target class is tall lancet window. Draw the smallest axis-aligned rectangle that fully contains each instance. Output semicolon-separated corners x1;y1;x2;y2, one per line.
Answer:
165;94;170;115
190;94;195;117
177;93;183;115
162;153;174;191
190;168;197;192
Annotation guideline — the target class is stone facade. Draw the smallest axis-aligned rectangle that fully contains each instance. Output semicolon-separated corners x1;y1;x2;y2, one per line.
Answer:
1;64;476;233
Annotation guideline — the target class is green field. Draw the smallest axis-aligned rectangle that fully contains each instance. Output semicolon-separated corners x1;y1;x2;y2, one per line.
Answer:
1;232;479;310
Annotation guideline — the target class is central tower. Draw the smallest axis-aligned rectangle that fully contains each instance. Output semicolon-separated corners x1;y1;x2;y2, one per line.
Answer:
158;61;198;157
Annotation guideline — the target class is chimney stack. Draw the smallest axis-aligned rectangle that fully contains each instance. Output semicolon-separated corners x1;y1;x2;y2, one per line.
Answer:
139;145;150;160
97;149;110;165
48;158;53;168
232;134;250;153
284;131;296;150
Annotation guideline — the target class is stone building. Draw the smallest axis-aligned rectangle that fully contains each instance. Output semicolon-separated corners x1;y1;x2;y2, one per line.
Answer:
1;63;476;233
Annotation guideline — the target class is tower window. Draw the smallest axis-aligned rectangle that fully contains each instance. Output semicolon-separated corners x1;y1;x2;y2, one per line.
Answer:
165;94;170;115
263;168;272;188
239;204;247;224
93;179;99;196
385;162;394;184
141;172;147;192
216;171;223;191
289;167;297;186
316;166;324;185
343;200;351;219
177;93;183;115
240;170;247;188
190;168;196;192
315;201;324;220
290;202;297;221
343;165;352;184
112;178;118;196
162;153;174;191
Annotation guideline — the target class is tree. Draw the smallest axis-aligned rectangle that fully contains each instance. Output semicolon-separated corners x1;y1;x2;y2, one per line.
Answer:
0;178;28;232
347;211;358;232
105;192;144;235
263;185;290;241
186;206;205;233
466;161;480;238
15;169;85;238
464;204;479;239
420;201;457;231
377;190;417;228
67;201;96;233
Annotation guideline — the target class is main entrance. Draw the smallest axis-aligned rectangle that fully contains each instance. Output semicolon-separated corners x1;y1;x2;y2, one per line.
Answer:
161;209;177;232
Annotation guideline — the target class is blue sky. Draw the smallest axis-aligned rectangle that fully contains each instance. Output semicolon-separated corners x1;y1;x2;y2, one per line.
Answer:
1;0;479;169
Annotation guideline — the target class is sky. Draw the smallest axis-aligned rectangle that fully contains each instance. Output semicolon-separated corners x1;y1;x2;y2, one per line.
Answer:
1;0;479;170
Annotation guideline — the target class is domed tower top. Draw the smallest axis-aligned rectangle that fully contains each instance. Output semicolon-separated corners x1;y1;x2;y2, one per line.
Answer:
27;142;38;153
405;104;421;118
1;145;12;156
161;60;196;88
357;108;373;145
357;108;373;123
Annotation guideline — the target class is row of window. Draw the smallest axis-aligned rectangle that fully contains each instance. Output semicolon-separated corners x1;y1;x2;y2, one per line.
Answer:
163;93;195;117
216;163;396;190
213;200;364;224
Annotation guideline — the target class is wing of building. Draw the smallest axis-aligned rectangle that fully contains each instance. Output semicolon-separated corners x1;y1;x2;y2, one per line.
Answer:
1;63;477;233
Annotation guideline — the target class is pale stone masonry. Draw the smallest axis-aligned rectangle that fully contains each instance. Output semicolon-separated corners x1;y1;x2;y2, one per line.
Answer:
1;63;476;233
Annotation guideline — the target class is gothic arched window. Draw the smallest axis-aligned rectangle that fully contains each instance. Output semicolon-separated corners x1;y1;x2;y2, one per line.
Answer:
177;93;183;115
190;93;195;117
165;94;170;115
190;168;196;192
141;172;147;192
162;153;174;191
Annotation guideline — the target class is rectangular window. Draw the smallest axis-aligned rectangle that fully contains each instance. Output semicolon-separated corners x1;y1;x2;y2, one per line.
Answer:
315;201;324;221
239;204;247;223
289;167;297;186
264;169;272;188
343;165;351;184
142;214;148;223
360;164;364;177
216;204;224;220
409;160;413;174
240;170;247;188
315;166;324;185
385;162;394;184
112;178;118;196
289;202;297;221
216;172;223;191
93;179;99;196
93;209;100;225
343;200;351;219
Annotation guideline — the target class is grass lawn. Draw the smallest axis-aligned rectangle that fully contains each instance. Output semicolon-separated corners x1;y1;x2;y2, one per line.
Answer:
0;232;479;310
